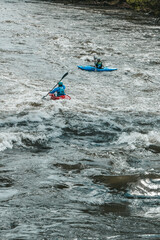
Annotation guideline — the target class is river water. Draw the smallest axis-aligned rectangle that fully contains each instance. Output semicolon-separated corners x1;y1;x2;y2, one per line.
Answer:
0;0;160;239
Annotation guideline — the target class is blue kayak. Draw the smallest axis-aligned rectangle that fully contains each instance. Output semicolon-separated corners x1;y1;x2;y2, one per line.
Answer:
78;65;117;72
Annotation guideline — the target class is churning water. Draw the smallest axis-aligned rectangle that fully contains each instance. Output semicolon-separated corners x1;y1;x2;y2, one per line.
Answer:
0;0;160;239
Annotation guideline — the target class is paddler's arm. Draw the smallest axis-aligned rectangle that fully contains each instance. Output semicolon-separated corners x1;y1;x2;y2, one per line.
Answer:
50;87;58;94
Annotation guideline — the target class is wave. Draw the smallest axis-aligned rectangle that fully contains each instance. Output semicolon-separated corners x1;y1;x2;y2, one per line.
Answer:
0;132;48;152
116;130;160;151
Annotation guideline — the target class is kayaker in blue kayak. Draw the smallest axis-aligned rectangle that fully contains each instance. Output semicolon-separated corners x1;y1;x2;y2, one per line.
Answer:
49;82;66;96
95;58;103;69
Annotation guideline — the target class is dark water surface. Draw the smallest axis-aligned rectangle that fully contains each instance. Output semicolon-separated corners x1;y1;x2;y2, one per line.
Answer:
0;0;160;239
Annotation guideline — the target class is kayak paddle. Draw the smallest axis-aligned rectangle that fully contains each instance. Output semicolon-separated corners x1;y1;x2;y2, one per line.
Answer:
42;72;68;99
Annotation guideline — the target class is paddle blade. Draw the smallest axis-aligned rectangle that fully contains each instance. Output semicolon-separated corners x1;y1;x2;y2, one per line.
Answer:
61;72;68;81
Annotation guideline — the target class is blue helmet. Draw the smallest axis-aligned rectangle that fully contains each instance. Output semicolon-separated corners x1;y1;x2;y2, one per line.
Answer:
58;82;63;86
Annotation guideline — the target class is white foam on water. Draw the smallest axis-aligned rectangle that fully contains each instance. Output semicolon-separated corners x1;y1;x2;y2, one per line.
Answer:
116;130;160;149
143;206;160;219
0;131;48;152
0;132;21;152
0;189;18;201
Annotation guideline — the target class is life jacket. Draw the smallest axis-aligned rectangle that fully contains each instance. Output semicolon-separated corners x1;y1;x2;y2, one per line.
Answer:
57;86;65;96
96;61;102;69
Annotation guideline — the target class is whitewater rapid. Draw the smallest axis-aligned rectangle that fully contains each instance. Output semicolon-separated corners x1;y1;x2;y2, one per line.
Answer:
0;0;160;239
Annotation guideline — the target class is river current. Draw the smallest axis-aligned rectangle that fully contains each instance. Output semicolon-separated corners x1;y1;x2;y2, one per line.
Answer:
0;0;160;239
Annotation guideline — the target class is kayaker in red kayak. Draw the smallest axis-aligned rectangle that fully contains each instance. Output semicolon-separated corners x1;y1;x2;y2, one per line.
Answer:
49;81;66;97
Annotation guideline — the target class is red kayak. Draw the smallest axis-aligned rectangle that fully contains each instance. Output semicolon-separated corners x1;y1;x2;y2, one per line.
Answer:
49;94;71;100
